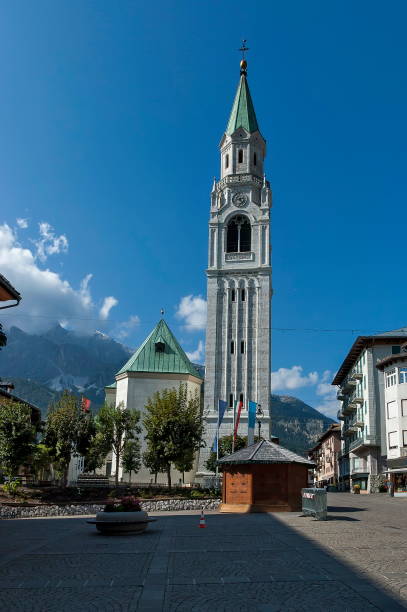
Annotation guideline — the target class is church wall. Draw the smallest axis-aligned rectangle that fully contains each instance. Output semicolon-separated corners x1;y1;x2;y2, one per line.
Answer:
114;373;202;485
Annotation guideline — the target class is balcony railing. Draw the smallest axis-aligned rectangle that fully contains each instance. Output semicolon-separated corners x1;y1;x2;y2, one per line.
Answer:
349;435;380;451
337;409;345;420
350;371;363;381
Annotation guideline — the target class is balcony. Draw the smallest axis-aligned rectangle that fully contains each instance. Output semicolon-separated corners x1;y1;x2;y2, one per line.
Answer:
337;390;346;401
343;379;357;392
350;371;363;381
354;420;364;428
349;393;364;405
337;409;345;420
349;435;380;451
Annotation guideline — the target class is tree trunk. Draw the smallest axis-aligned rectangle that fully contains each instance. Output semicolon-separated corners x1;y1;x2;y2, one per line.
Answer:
182;471;185;484
154;472;157;484
167;464;172;490
115;451;120;487
63;465;69;488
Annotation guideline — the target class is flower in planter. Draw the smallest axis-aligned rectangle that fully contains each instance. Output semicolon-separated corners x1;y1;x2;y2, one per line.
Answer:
103;495;142;512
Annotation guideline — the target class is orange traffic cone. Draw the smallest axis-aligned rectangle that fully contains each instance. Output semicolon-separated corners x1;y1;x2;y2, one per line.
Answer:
199;509;206;528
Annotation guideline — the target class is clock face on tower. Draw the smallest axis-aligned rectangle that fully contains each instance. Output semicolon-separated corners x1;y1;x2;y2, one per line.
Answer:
232;192;248;208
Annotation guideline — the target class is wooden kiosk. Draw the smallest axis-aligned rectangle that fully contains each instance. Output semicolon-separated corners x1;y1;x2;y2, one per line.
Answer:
218;439;315;513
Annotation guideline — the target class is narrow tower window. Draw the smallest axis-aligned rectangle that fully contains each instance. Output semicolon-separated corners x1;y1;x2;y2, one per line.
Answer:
230;340;235;354
253;152;257;166
241;289;246;301
239;393;244;405
240;340;245;354
238;149;243;163
231;289;236;302
225;154;229;169
229;393;234;408
239;219;251;252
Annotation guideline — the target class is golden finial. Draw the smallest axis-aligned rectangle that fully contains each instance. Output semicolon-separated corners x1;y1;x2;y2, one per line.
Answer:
239;40;249;75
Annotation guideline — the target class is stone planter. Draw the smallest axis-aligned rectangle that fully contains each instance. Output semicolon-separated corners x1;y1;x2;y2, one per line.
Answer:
88;510;155;535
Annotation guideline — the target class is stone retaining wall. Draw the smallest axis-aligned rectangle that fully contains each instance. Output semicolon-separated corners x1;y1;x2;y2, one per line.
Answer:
0;498;220;519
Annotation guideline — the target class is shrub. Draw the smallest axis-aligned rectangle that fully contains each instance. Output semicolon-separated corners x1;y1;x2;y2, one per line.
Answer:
104;495;142;512
3;478;21;497
190;489;207;499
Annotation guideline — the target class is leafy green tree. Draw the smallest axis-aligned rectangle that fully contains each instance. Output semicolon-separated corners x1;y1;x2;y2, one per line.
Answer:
142;448;166;484
174;448;195;484
96;402;140;486
0;399;38;477
44;391;96;486
121;439;141;482
31;443;54;482
205;434;253;473
143;384;204;489
84;432;111;473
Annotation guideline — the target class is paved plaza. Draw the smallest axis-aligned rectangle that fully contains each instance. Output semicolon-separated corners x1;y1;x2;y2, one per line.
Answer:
0;493;407;610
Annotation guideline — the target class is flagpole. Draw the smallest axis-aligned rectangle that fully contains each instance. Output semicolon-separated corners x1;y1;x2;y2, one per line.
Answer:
215;399;219;478
232;399;236;453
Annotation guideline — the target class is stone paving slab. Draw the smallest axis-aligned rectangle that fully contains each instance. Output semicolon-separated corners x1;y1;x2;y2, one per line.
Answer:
0;586;142;611
1;494;407;610
163;581;381;611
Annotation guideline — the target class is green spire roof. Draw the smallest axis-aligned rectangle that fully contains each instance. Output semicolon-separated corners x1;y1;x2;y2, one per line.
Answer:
116;319;203;379
226;74;259;135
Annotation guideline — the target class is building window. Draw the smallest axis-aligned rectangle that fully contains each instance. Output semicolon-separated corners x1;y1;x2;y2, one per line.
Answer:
363;376;366;389
362;351;366;365
229;393;234;408
225;154;229;169
238;149;243;163
230;340;235;354
387;400;397;419
240;340;245;354
392;345;401;355
241;288;246;301
402;399;407;416
403;430;407;446
239;392;244;405
253;152;257;166
386;368;397;388
400;368;407;384
226;215;251;253
389;431;398;449
231;289;236;302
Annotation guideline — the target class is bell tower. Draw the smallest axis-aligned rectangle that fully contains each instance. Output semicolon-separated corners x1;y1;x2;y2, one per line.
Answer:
197;52;272;478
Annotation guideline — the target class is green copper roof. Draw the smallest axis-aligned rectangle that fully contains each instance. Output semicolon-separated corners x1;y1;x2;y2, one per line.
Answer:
116;319;203;379
226;74;259;135
105;382;117;389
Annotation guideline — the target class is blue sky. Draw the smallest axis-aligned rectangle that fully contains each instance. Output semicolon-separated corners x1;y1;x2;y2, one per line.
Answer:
1;1;407;417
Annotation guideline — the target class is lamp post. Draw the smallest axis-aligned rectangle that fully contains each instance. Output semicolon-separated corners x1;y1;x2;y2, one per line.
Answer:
256;404;263;440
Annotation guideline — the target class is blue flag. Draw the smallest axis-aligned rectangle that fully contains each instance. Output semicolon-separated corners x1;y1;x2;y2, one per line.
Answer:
248;401;257;445
212;399;228;452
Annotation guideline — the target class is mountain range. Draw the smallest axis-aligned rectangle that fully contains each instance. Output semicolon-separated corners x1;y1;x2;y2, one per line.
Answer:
0;325;335;454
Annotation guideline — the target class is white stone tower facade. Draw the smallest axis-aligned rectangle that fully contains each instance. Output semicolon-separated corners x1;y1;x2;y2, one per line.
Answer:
197;58;272;478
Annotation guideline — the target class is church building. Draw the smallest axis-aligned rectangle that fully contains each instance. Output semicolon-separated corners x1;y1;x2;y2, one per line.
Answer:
105;318;203;484
196;55;272;478
104;55;271;486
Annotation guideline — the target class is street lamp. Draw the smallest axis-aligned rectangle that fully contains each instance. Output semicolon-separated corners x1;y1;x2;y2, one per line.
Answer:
256;404;263;440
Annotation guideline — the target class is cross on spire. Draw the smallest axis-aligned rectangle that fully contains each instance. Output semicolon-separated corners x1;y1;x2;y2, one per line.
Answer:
239;40;249;60
239;40;249;75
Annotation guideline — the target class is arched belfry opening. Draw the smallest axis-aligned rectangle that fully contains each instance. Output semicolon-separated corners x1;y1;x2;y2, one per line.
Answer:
226;215;251;253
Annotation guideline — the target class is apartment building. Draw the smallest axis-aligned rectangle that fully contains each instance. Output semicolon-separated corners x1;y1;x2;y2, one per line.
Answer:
333;328;407;493
309;424;341;488
376;350;407;496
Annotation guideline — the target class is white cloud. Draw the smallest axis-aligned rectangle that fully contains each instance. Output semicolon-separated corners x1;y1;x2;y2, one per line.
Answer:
0;223;117;334
186;340;204;363
271;365;318;391
99;296;118;320
16;218;28;229
33;222;68;262
176;295;207;331
315;370;338;419
114;315;141;339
